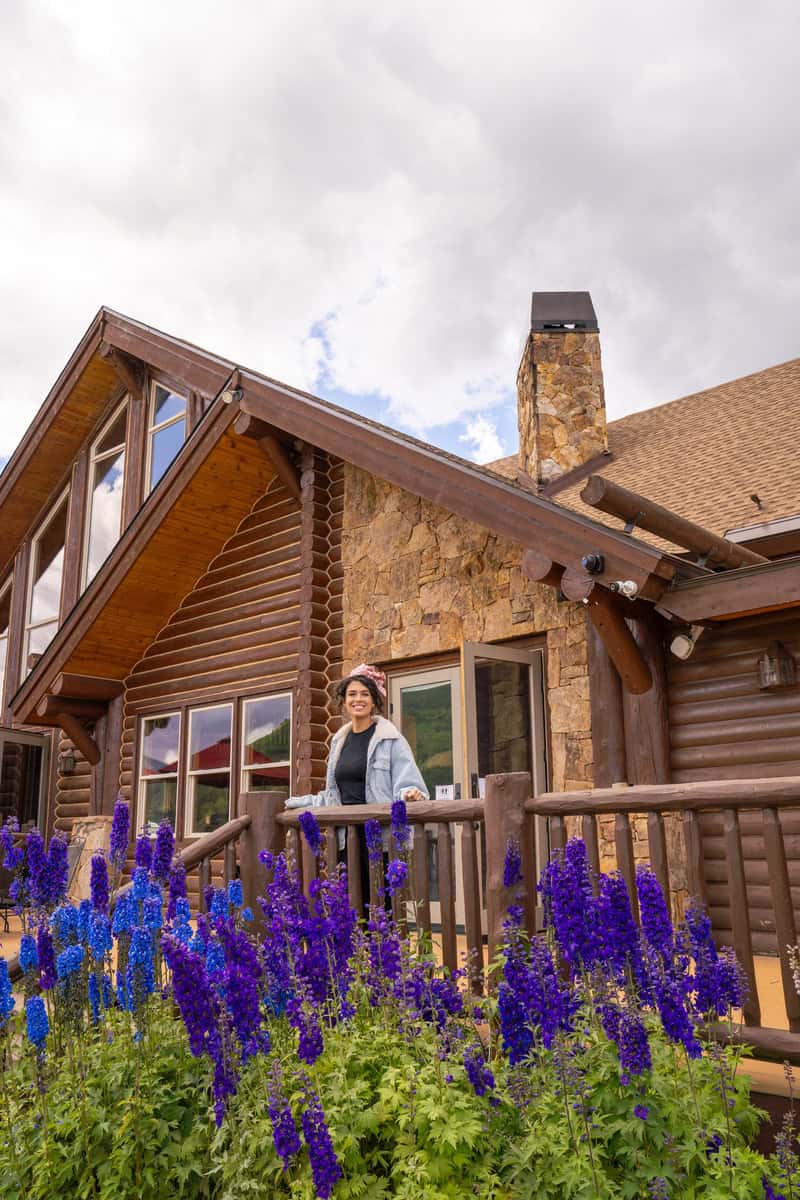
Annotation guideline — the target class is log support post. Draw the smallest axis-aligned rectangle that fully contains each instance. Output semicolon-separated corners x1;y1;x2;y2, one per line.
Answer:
621;609;671;785
239;790;286;934
56;714;101;766
586;587;652;695
484;772;532;973
587;616;628;786
233;411;302;502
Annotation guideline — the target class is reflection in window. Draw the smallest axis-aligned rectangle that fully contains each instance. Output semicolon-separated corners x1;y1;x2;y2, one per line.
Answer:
139;712;180;834
24;490;69;672
241;694;292;796
84;402;127;587
0;734;46;829
187;705;232;835
0;581;11;708
147;383;186;493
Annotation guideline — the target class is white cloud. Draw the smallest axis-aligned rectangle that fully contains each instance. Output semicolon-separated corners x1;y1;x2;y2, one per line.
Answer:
0;1;798;461
459;416;505;464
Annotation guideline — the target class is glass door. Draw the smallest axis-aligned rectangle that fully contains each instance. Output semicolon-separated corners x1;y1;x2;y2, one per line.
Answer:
462;642;550;914
0;731;48;831
388;667;464;928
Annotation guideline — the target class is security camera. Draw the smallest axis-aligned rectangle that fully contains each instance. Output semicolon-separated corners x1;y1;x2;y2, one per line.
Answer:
609;580;639;598
670;625;706;660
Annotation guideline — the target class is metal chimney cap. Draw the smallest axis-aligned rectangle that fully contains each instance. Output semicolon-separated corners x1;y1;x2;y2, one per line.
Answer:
531;291;598;332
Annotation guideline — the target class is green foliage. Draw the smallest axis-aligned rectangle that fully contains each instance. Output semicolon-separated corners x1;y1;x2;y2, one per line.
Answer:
0;1001;216;1200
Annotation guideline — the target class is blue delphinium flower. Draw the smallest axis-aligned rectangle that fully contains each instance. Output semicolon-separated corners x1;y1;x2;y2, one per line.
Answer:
89;913;112;962
206;941;225;977
503;839;522;889
44;835;69;909
0;817;23;871
131;867;149;902
135;833;153;872
300;1085;342;1200
386;859;407;895
37;925;57;991
90;853;110;913
112;892;135;936
109;796;130;871
463;1043;495;1098
52;903;80;944
143;896;163;932
636;867;673;961
209;888;229;923
268;1062;301;1172
364;819;383;865
390;799;410;852
127;926;156;1011
299;810;323;857
88;972;102;1024
25;996;49;1048
649;1177;670;1199
78;898;92;943
19;934;38;974
228;878;243;908
151;821;175;883
56;944;84;980
0;960;15;1027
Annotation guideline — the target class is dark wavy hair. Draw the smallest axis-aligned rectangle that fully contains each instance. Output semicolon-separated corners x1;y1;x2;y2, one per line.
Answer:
333;675;385;714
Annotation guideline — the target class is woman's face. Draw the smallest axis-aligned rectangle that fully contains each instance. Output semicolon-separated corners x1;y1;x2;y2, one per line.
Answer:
344;681;374;721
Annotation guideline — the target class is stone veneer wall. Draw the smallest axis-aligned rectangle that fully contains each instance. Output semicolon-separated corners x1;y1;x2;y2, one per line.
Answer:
517;331;607;485
340;466;593;795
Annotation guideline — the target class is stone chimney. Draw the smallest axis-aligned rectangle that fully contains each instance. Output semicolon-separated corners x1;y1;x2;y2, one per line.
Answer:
516;291;608;487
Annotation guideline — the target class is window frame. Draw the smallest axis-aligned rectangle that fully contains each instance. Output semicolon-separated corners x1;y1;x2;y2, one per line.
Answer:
137;709;182;836
184;701;234;838
81;398;129;590
0;576;12;711
22;485;70;676
240;691;293;796
144;380;188;496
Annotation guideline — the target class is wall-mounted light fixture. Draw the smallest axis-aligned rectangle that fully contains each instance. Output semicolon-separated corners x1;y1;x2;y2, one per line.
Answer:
58;749;77;775
758;641;797;690
670;624;706;661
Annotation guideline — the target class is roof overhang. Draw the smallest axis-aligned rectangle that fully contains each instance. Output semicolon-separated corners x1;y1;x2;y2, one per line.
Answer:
656;556;800;623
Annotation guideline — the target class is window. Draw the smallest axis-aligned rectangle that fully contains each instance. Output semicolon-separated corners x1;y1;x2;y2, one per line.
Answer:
0;580;11;708
186;704;233;835
138;712;181;834
241;693;292;796
0;732;48;830
83;401;127;587
147;383;187;493
24;490;69;672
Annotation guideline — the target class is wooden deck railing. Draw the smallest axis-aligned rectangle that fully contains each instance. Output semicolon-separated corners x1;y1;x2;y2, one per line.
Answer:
526;777;800;1063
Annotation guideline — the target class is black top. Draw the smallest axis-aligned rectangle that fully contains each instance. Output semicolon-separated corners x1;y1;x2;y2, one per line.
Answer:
334;725;376;805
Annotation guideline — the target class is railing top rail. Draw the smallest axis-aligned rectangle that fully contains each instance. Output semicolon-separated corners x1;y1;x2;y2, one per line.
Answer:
526;776;800;817
112;813;253;902
277;800;485;826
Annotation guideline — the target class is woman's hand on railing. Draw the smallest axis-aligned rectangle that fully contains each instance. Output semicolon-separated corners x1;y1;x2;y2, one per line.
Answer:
402;787;425;803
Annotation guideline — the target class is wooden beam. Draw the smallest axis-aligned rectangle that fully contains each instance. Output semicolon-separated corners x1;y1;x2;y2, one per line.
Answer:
586;587;653;695
233;411;302;503
587;617;627;786
62;449;90;614
37;694;107;720
581;475;767;569
560;565;596;601
56;713;101;766
98;342;145;402
520;549;564;589
51;672;124;701
622;610;671;785
656;556;800;623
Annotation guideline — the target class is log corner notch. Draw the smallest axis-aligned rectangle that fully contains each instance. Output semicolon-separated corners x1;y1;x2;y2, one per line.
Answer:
98;341;145;403
233;410;302;503
521;548;652;695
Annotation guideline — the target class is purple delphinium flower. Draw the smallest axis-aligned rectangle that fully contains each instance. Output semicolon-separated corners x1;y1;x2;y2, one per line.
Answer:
0;961;14;1028
90;853;109;914
0;818;23;871
539;840;600;973
25;827;47;909
367;907;402;995
268;1061;301;1172
463;1042;495;1098
649;1178;670;1199
762;1181;786;1200
652;967;702;1058
364;819;383;865
386;859;407;895
616;1010;652;1082
634;1104;649;1120
151;822;175;884
503;839;522;889
289;994;324;1065
298;810;323;857
109;797;130;871
220;922;268;1061
301;1085;342;1199
167;861;187;920
25;995;49;1048
44;835;69;909
597;872;648;992
636;867;673;961
19;934;38;974
390;799;410;852
134;834;153;872
37;925;57;990
499;925;572;1063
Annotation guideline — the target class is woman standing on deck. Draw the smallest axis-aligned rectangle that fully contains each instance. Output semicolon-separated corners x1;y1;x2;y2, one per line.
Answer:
285;664;428;903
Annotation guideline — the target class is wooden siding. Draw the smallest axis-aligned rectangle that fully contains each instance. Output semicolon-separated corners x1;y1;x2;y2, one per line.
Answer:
668;610;800;952
53;732;92;836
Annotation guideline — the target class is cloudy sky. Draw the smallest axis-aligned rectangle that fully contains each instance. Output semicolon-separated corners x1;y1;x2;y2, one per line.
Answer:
1;1;798;471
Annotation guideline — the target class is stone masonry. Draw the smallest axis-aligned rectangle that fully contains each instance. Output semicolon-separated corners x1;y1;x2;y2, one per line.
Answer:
517;330;608;486
340;466;593;795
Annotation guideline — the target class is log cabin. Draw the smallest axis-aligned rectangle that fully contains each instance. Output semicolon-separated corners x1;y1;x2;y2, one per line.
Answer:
1;294;799;958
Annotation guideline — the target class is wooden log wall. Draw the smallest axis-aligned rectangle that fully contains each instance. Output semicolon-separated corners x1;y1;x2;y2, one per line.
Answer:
54;731;92;836
667;609;800;952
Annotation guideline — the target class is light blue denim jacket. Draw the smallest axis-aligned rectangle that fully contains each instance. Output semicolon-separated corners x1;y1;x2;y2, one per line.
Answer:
285;717;428;847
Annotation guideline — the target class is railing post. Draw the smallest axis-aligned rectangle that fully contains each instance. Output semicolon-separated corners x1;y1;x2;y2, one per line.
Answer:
484;772;532;973
239;790;286;933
